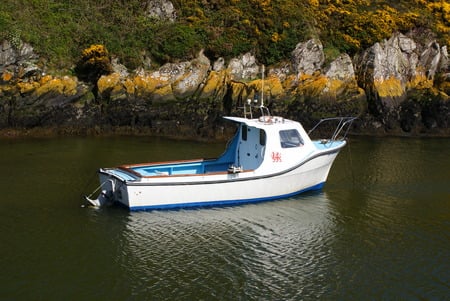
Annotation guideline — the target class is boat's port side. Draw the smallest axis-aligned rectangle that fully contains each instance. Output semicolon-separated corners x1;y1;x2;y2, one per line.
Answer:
126;159;234;177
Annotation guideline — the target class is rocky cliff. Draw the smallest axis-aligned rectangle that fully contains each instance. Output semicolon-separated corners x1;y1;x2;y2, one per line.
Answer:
0;31;448;138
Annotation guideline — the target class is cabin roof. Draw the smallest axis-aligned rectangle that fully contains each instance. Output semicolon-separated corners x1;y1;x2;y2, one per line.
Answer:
223;116;297;129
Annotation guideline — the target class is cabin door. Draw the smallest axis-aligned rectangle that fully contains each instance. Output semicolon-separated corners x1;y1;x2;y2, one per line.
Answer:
238;126;266;170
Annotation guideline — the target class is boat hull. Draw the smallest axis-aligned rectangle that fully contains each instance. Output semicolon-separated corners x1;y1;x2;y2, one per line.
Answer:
98;149;340;211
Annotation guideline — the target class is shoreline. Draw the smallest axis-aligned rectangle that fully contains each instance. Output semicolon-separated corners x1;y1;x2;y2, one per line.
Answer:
1;126;449;140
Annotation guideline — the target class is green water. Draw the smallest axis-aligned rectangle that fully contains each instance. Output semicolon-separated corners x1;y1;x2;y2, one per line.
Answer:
0;136;448;300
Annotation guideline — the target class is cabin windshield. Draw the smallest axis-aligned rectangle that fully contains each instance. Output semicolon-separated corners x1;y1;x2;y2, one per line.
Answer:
279;129;304;148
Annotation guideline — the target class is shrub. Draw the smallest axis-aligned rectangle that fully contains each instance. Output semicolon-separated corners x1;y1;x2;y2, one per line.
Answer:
75;44;112;83
0;0;448;71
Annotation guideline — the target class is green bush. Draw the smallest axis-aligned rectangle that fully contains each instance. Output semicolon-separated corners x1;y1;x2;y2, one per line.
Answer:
0;0;448;72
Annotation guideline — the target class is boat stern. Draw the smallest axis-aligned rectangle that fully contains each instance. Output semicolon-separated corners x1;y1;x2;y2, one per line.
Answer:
85;169;131;208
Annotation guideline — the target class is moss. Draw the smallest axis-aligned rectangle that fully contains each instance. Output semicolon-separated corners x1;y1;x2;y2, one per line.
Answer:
374;76;404;97
201;70;226;97
39;75;53;85
123;78;135;95
248;76;285;100
17;81;38;94
60;76;78;95
97;73;121;94
282;74;298;91
230;81;247;101
297;74;328;96
132;75;171;98
266;76;285;98
1;71;13;82
153;84;173;98
408;69;434;90
436;75;450;95
34;76;78;97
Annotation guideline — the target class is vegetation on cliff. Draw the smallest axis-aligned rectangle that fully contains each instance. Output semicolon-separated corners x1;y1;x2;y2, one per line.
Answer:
0;0;448;71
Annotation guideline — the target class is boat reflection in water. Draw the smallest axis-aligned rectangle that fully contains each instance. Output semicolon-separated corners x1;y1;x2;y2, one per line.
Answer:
116;191;336;300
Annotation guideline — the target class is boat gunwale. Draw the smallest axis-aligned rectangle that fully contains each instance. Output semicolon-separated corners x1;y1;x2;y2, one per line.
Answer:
121;158;214;169
115;165;255;179
114;157;249;178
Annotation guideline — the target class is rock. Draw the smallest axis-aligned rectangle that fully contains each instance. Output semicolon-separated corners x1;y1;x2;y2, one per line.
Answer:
398;34;417;54
0;30;449;137
440;46;448;72
106;50;212;103
156;61;191;82
268;63;291;82
355;32;418;114
228;52;260;80
172;50;211;99
291;39;324;75
145;0;177;22
322;53;365;101
357;32;448;101
17;43;37;63
0;40;39;75
353;32;449;133
98;73;122;99
290;52;364;108
200;70;229;100
420;42;448;82
326;54;355;81
111;57;129;78
0;40;16;69
213;57;225;71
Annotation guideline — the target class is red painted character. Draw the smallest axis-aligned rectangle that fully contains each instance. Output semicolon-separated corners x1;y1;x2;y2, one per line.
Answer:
271;152;282;162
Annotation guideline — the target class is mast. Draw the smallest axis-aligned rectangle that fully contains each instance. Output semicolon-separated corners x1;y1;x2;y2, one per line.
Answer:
261;65;264;107
259;64;271;118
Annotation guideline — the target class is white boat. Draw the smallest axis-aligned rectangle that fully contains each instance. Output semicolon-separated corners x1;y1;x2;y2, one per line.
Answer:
85;103;355;211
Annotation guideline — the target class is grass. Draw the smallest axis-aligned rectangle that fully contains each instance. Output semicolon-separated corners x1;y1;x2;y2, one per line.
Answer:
0;0;447;73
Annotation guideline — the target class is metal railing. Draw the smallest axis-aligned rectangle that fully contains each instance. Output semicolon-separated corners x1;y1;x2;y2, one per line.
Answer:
241;99;271;119
308;117;357;141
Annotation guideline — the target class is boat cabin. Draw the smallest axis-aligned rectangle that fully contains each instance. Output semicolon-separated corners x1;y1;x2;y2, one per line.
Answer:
218;116;315;173
117;116;314;179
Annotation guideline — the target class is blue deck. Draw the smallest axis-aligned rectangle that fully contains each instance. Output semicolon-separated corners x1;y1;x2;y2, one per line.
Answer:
313;140;345;150
105;129;241;179
130;160;232;177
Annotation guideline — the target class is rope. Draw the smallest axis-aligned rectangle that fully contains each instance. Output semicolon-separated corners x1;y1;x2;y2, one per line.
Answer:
85;180;110;199
80;171;104;199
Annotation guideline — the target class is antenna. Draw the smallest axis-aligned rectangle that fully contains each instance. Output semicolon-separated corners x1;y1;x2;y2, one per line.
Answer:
261;65;265;107
258;64;271;118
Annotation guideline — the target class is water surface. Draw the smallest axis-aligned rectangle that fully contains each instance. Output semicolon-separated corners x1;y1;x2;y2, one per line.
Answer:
0;136;448;300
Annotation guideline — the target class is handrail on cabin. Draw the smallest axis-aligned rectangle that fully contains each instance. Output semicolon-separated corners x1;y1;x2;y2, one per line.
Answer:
240;99;272;120
308;117;357;141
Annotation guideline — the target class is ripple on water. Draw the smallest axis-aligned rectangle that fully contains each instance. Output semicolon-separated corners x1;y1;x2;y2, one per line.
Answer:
109;194;341;299
1;136;449;300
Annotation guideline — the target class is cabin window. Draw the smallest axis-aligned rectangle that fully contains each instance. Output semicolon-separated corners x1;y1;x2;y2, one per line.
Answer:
242;124;248;141
259;129;266;146
279;129;304;148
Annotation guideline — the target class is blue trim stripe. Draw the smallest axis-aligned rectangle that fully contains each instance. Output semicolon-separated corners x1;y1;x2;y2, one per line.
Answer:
128;182;325;211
